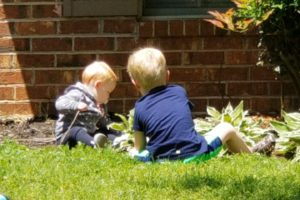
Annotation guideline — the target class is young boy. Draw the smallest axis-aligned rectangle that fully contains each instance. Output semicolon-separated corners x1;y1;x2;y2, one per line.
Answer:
127;47;275;163
55;61;118;148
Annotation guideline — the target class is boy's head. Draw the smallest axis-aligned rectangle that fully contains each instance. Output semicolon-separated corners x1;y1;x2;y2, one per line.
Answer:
82;61;118;104
127;47;167;93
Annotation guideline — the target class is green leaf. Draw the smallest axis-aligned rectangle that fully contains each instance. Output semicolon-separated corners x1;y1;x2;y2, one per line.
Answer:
207;106;221;120
231;101;244;126
108;123;126;132
222;113;232;123
270;120;290;134
114;113;129;129
282;111;300;130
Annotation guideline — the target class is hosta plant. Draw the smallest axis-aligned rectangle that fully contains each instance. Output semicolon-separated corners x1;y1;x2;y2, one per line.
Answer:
107;109;135;151
270;111;300;162
194;101;271;146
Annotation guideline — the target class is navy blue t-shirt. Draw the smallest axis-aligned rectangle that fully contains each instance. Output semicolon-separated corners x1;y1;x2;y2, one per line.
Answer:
133;84;208;160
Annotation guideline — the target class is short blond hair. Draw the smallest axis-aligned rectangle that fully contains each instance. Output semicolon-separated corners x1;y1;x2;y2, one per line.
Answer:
82;61;118;85
127;47;167;92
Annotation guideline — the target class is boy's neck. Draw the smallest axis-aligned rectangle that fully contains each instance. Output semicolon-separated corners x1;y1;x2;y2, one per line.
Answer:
141;84;167;95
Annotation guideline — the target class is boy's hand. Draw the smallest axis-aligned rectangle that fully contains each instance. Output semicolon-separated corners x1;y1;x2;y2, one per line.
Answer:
77;102;88;111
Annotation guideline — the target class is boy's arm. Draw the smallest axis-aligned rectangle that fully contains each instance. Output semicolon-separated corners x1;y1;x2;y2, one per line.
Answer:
134;130;146;152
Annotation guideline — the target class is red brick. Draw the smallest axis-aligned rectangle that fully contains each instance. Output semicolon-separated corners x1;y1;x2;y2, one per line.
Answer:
185;20;199;36
243;27;259;36
185;52;224;65
111;83;139;98
225;51;259;65
154;21;168;37
74;37;114;51
215;26;229;36
60;20;98;34
186;83;225;97
169;68;206;82
247;37;260;49
200;20;214;36
155;38;201;51
14;38;30;51
16;86;57;100
41;101;57;117
0;0;14;3
15;21;56;35
107;99;125;114
0;38;29;51
57;54;96;67
250;67;277;81
0;55;12;68
169;20;183;37
0;5;30;19
57;85;68;96
14;54;54;68
0;70;32;84
251;98;281;114
103;19;136;33
32;38;72;51
203;37;244;49
227;82;268;96
188;98;207;113
208;67;249;81
165;52;182;65
282;98;299;112
0;87;14;100
116;37;138;51
282;82;297;96
99;53;129;67
0;102;39;116
0;22;13;36
139;21;153;37
269;82;281;96
35;70;76;84
32;5;60;18
124;99;138;113
121;69;131;82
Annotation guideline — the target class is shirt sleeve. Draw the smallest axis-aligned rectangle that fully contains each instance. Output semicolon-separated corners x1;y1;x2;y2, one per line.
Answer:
55;90;81;114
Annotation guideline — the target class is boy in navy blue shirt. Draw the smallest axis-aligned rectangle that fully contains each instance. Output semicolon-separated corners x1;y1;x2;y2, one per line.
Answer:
127;47;274;163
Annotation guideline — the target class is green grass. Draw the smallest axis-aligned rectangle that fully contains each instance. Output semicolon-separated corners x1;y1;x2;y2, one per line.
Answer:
1;140;300;200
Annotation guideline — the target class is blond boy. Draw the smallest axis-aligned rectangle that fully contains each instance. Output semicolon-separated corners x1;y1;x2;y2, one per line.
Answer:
55;61;118;148
127;47;275;162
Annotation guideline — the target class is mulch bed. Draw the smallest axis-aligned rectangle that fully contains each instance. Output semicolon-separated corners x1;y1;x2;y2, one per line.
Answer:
0;117;57;148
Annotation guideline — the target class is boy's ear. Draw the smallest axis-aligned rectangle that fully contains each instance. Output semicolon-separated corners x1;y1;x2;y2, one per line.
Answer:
95;80;102;88
131;79;140;90
166;70;170;81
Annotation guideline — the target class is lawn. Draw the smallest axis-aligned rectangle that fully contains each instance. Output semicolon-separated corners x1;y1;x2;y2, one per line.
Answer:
1;140;300;200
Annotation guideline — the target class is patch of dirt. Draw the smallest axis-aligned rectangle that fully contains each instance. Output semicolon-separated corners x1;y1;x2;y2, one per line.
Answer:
0;117;57;148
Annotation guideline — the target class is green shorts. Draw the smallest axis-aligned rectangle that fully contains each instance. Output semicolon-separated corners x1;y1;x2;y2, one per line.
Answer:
183;136;223;164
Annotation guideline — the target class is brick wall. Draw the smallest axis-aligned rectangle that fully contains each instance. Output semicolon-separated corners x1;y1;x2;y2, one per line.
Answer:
0;0;298;117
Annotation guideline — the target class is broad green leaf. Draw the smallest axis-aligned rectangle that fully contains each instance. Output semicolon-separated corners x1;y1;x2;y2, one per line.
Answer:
270;120;290;133
207;106;221;120
108;123;126;131
114;113;129;129
222;113;232;123
231;101;244;125
282;111;300;130
223;102;233;114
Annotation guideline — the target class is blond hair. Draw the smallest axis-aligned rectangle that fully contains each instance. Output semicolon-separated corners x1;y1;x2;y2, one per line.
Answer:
127;47;167;92
82;61;118;85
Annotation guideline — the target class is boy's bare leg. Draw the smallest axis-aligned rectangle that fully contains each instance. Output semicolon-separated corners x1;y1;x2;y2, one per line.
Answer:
206;122;251;153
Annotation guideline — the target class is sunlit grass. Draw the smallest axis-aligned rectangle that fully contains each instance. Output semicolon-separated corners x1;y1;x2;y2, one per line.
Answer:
1;140;300;200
